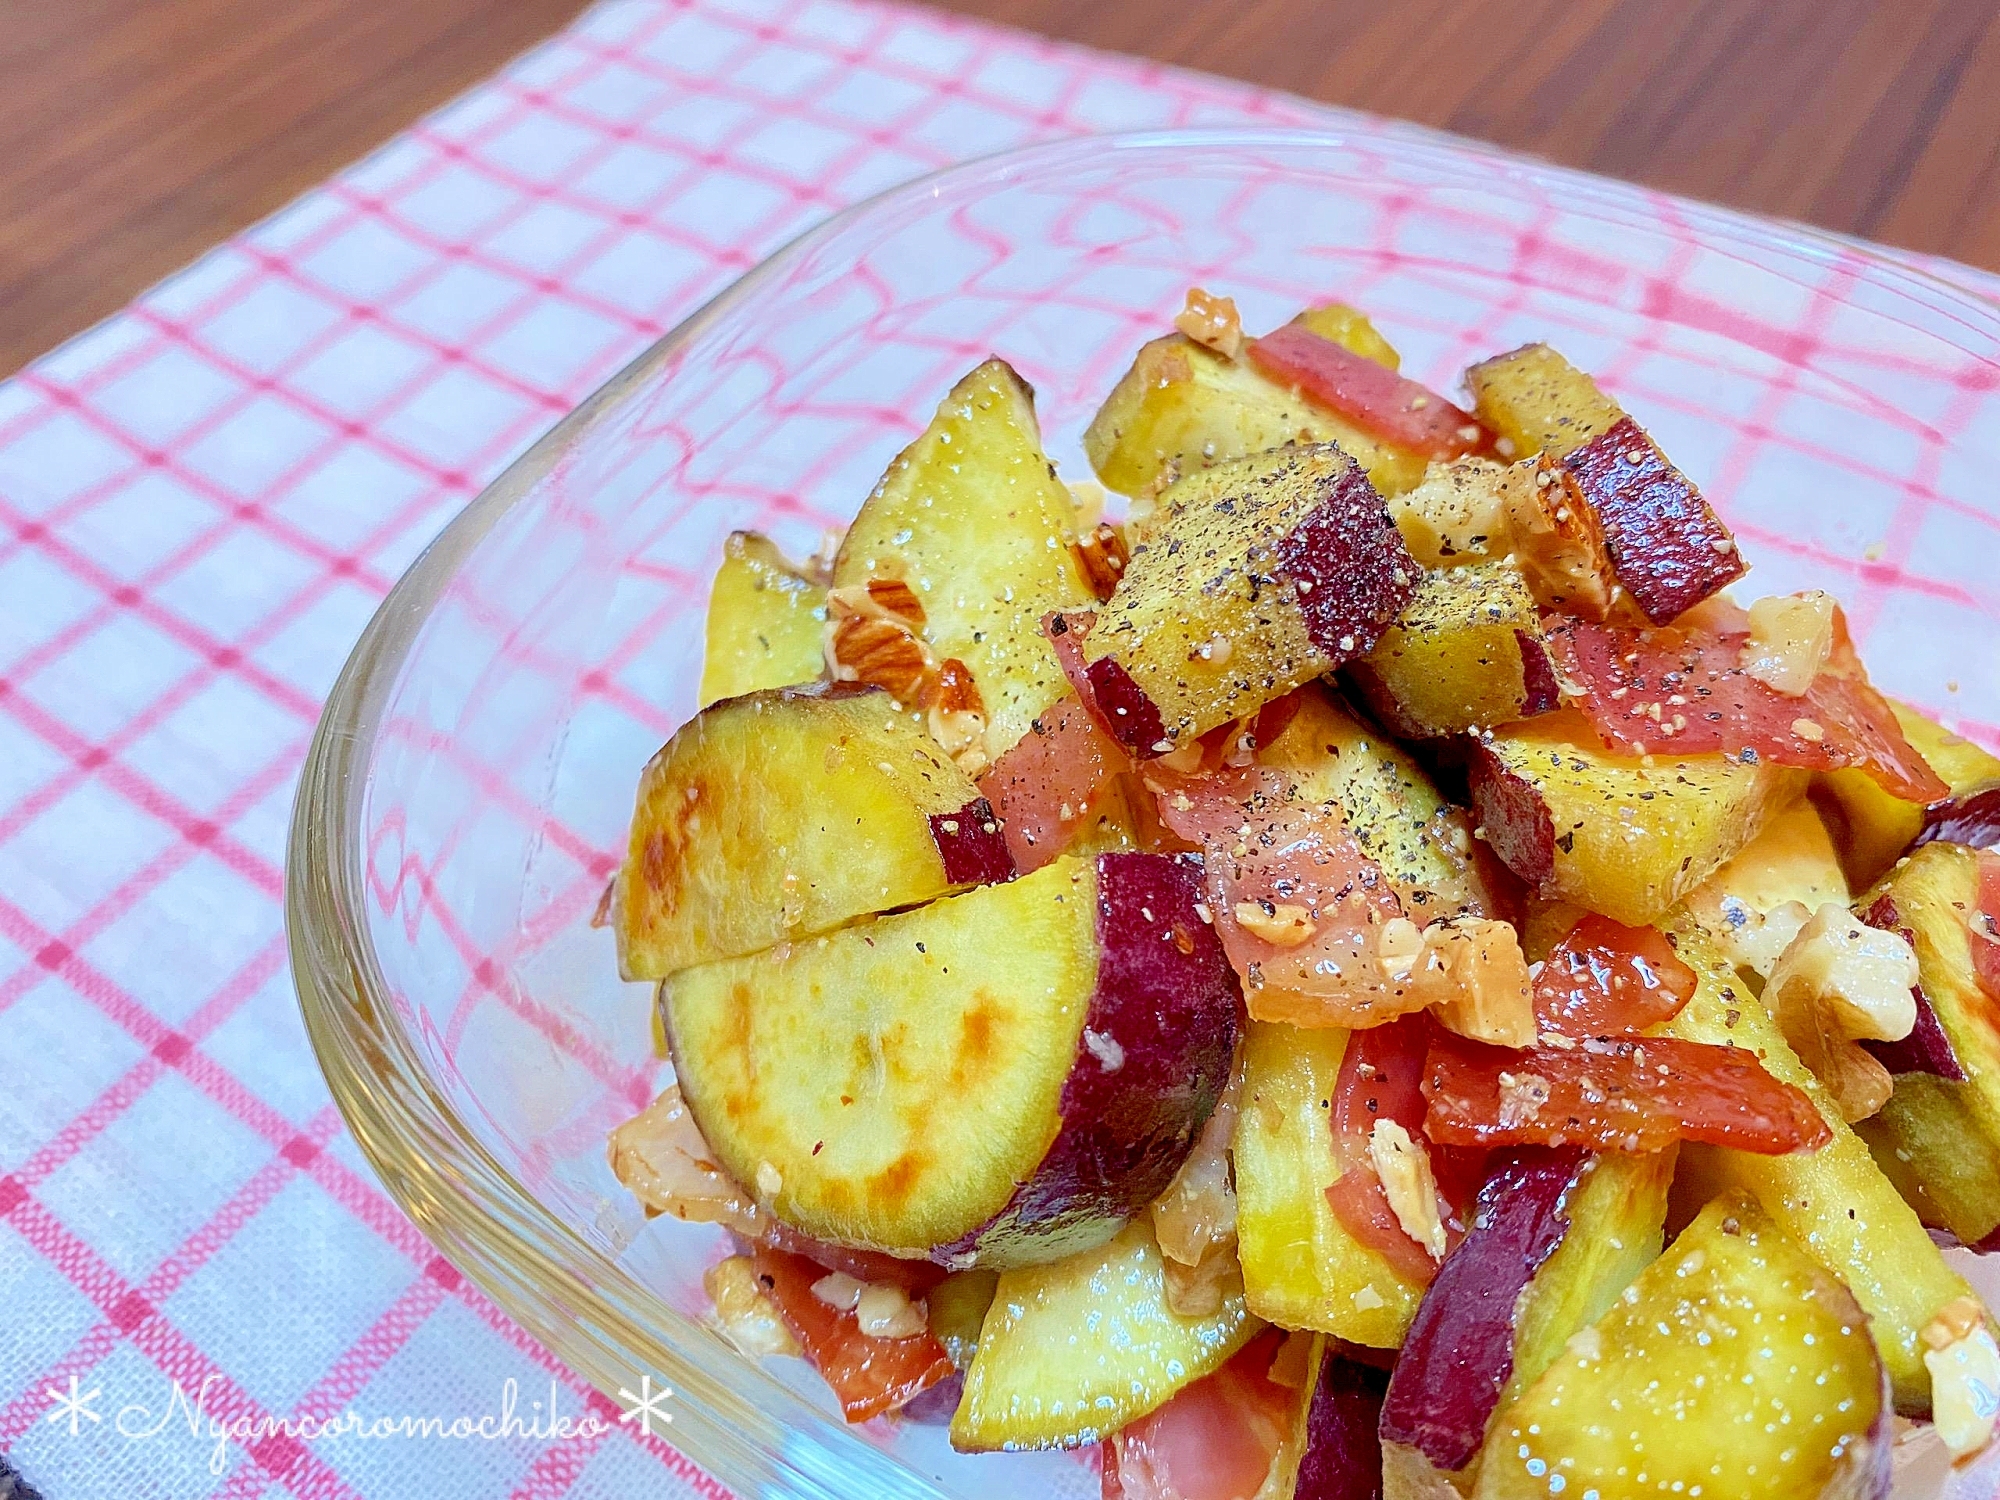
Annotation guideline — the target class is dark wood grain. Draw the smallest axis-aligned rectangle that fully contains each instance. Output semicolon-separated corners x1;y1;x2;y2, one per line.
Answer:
930;0;2000;273
3;0;1998;378
0;0;591;377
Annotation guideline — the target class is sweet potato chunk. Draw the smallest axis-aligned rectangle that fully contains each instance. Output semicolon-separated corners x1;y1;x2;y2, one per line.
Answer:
1345;560;1556;736
1661;920;1979;1413
1233;1020;1427;1347
615;683;1007;977
834;359;1095;758
1379;1148;1672;1481
1473;1194;1889;1500
699;531;827;707
1466;344;1745;621
1813;699;2000;887
950;1218;1258;1451
1068;444;1416;756
1854;843;2000;1246
1085;329;1429;500
665;852;1238;1267
1469;709;1806;927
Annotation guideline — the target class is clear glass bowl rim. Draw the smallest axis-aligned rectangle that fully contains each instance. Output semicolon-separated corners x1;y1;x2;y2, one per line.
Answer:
284;124;2000;1500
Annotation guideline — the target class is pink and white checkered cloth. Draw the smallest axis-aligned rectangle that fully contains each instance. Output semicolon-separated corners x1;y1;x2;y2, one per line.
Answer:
0;1;1995;1496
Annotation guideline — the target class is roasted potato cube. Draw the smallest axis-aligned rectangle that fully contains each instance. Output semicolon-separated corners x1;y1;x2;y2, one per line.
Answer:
1258;684;1495;918
1344;560;1557;737
1854;842;2000;1246
835;359;1095;759
1813;699;2000;887
699;531;827;707
615;684;1008;977
1474;1193;1888;1500
1469;710;1806;926
1464;343;1624;460
1084;334;1429;501
1074;445;1416;755
1234;1020;1425;1346
1466;344;1745;622
1662;919;1979;1413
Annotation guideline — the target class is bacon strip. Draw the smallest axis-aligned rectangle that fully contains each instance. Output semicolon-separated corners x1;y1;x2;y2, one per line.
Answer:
1248;324;1486;460
1546;614;1947;802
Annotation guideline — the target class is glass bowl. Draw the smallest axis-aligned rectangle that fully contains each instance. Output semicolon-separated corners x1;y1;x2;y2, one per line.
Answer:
287;127;2000;1500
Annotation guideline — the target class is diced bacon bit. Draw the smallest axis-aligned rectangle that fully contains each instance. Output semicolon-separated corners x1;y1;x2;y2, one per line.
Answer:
976;692;1127;873
1422;1030;1831;1155
1496;1070;1551;1129
1764;903;1920;1122
1923;1311;2000;1461
1532;913;1698;1037
1073;520;1131;601
751;1245;954;1423
608;1085;765;1236
704;1255;801;1358
1740;591;1836;696
1246;322;1486;461
1546;612;1949;803
1174;286;1245;359
1102;1329;1299;1500
1369;1119;1447;1260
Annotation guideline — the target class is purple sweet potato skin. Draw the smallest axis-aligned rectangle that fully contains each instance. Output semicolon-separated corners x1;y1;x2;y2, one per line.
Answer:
1295;1354;1390;1500
1467;744;1558;888
1086;654;1170;758
1563;416;1745;624
929;797;1014;885
1273;461;1417;662
1858;894;1969;1082
1916;782;2000;852
932;852;1241;1267
1379;1148;1590;1473
1517;630;1562;718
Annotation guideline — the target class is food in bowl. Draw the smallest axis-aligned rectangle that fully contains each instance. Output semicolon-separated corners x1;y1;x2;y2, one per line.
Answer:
599;290;2000;1497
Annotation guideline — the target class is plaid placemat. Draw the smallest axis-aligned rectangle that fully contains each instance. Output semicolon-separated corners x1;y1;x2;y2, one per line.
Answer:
0;0;1997;1497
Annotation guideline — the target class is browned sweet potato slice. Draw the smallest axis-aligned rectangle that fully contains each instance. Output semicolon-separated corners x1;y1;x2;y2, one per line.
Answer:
614;683;1009;977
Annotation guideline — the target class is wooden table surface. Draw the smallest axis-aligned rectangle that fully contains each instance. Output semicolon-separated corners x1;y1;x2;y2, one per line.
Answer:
5;0;1999;377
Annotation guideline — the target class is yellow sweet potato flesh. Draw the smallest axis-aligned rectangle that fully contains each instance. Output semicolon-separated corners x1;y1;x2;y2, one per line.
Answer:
1291;302;1402;368
1083;332;1428;500
1475;1194;1886;1500
1853;842;2000;1244
1234;1019;1425;1346
1813;700;2000;887
666;857;1097;1254
615;685;980;977
1475;710;1806;927
1347;561;1544;736
1660;920;1977;1413
1464;343;1624;461
1083;445;1387;751
698;531;827;707
951;1218;1257;1450
1501;1149;1675;1413
1259;685;1489;920
1680;799;1849;972
834;359;1094;758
